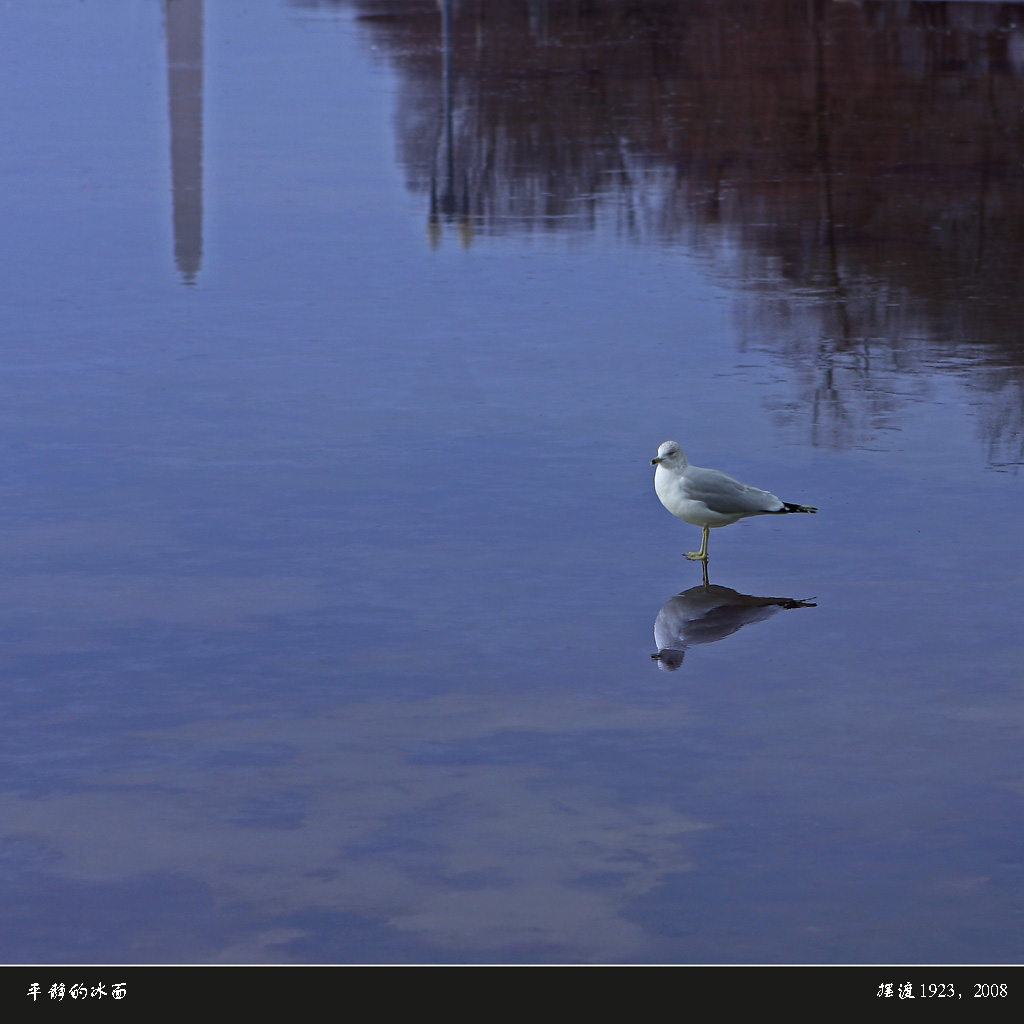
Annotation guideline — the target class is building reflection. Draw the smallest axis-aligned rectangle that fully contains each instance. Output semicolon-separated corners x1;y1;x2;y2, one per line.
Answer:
289;0;1024;463
166;0;204;285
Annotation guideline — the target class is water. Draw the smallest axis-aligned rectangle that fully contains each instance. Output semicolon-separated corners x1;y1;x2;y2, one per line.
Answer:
1;0;1022;964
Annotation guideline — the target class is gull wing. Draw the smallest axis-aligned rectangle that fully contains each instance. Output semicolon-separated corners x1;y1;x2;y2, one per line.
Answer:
682;466;783;516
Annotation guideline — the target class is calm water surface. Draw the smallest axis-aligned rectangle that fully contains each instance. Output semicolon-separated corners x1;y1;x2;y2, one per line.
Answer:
1;0;1023;964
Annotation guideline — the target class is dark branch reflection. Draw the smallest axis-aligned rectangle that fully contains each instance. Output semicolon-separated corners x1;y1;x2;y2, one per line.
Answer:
291;0;1024;464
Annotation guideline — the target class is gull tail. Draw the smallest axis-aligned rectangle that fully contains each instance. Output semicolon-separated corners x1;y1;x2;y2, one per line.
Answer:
779;502;818;514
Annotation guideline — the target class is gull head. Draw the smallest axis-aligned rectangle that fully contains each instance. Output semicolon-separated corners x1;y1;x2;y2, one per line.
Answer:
651;649;686;671
651;440;687;467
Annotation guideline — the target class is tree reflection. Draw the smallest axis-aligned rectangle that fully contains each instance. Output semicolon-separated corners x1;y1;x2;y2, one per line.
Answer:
291;0;1024;463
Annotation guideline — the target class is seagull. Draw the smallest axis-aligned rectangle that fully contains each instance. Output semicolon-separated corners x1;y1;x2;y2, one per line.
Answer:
651;440;817;562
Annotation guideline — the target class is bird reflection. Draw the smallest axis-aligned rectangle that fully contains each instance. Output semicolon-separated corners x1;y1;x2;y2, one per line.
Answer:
651;582;815;671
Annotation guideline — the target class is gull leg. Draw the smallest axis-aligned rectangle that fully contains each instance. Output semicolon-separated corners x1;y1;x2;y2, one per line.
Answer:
685;526;710;562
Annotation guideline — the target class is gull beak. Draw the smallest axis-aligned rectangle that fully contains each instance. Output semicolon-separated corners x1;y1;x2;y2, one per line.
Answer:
651;456;662;465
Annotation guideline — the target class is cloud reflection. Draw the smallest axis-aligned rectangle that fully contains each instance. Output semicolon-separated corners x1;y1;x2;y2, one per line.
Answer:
0;693;707;962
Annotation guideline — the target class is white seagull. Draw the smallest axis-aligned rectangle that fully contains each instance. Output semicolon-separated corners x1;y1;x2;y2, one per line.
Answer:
651;440;817;562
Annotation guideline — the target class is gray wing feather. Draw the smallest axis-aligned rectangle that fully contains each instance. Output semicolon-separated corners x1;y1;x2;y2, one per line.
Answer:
683;466;783;516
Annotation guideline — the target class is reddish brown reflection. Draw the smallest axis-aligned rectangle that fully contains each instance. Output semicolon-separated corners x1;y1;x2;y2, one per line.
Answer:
294;0;1024;460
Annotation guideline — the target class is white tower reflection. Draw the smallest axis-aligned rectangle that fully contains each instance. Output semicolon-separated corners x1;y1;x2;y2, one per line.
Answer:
166;0;204;284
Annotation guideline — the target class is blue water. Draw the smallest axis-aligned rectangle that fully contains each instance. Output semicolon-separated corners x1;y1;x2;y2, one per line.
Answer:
0;0;1022;964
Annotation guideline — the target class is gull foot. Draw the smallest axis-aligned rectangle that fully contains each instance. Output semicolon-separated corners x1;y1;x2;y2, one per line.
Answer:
684;552;708;562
